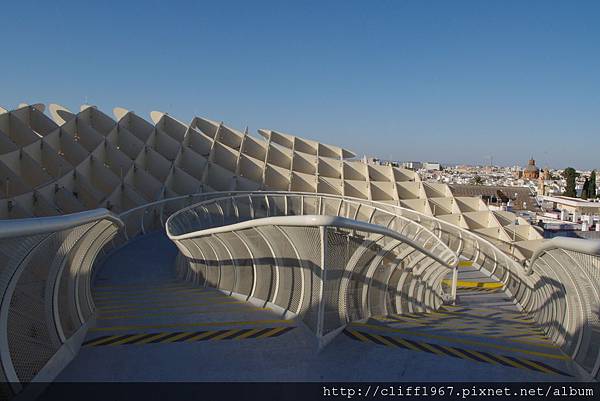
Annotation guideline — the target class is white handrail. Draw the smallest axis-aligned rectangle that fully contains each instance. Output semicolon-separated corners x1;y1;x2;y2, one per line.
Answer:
167;214;458;277
128;189;524;265
527;237;600;275
0;208;123;239
166;193;451;256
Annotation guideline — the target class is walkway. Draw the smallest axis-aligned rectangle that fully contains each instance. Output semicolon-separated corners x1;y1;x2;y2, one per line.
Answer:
56;232;580;381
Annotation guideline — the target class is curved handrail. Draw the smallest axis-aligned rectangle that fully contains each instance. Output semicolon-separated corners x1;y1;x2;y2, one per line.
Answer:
167;214;459;270
167;193;444;242
0;208;124;239
125;190;523;263
121;190;496;247
526;237;600;275
0;190;525;273
95;189;524;268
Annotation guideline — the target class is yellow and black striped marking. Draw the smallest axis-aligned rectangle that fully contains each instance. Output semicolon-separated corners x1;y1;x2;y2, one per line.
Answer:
441;305;538;324
378;307;545;330
370;307;552;344
442;279;503;289
83;326;295;347
456;286;501;293
344;329;571;377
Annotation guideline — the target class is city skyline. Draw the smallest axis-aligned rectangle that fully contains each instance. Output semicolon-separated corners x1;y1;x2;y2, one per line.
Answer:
1;1;599;169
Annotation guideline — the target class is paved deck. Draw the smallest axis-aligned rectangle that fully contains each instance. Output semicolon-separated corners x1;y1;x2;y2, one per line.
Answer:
57;232;580;381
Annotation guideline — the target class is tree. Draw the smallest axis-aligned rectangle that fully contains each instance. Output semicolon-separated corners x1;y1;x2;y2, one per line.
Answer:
563;167;578;198
471;175;484;185
582;178;589;200
589;170;597;199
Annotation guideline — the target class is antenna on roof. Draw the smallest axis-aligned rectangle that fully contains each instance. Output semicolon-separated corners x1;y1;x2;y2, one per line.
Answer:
244;126;248;135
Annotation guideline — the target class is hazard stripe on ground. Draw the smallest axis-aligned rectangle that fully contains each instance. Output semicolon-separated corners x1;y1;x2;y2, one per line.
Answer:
442;280;504;289
376;311;548;337
456;286;501;293
93;288;220;301
96;299;243;314
83;327;295;347
344;330;571;377
440;306;537;323
348;322;565;358
89;319;294;332
93;281;183;291
382;310;540;327
98;306;270;321
95;293;226;308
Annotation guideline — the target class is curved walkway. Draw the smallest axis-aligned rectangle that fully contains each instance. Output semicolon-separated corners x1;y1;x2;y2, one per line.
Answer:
56;232;581;381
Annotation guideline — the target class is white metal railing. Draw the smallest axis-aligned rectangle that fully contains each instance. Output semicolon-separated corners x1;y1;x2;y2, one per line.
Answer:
163;191;600;380
2;189;600;387
527;237;600;275
166;193;460;301
167;213;457;348
169;214;458;271
525;237;600;380
0;209;123;397
99;189;524;279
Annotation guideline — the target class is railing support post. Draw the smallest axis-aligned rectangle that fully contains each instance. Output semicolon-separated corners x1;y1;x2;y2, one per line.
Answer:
451;263;458;305
317;225;327;342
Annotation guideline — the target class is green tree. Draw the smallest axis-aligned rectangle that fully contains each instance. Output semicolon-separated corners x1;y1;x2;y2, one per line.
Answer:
471;175;483;185
582;178;589;200
589;170;597;198
563;167;578;198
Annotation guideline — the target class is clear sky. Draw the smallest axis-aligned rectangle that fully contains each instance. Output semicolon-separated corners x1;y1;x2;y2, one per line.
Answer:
1;1;598;169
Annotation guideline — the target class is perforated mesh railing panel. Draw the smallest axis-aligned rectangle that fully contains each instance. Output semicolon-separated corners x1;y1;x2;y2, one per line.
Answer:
0;233;49;392
172;194;575;352
564;251;600;379
236;228;275;303
0;215;120;392
322;228;350;335
368;241;403;318
6;232;64;383
274;228;304;314
195;239;220;288
279;226;321;332
258;226;299;312
215;232;253;297
205;236;235;293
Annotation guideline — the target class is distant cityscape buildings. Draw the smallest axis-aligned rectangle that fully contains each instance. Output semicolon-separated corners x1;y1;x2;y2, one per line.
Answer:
362;153;600;235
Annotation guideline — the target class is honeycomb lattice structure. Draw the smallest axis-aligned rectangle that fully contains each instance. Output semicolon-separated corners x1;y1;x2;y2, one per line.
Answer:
0;103;542;256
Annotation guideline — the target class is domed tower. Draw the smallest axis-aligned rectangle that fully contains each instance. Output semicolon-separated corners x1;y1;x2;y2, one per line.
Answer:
523;158;540;179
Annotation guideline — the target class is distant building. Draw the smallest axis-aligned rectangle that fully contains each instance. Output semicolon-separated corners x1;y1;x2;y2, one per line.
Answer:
362;156;381;165
523;158;540;179
402;161;422;170
539;195;600;215
423;162;441;171
450;184;541;212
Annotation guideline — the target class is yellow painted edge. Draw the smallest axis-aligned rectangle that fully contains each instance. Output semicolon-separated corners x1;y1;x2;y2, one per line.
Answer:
90;319;294;332
348;323;566;359
442;280;504;289
99;306;268;321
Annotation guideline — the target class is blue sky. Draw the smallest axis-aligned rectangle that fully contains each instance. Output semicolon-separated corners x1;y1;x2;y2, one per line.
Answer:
1;1;599;169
